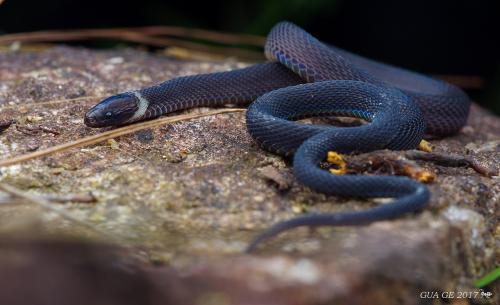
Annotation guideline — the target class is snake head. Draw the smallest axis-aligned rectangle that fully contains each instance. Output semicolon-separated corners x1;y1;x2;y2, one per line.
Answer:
84;92;142;127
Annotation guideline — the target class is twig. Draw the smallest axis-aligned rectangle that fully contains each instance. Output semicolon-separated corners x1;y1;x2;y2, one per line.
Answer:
0;183;117;240
15;124;40;135
434;75;485;90
0;108;245;167
362;151;436;183
129;26;266;46
0;28;265;60
405;150;498;177
0;27;265;47
0;192;97;204
42;192;97;204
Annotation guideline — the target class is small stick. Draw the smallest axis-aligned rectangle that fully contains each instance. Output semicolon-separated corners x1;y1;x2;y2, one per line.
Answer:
0;29;264;60
365;152;436;183
0;183;117;240
405;150;498;177
15;125;41;135
0;192;96;204
0;27;265;47
41;193;97;204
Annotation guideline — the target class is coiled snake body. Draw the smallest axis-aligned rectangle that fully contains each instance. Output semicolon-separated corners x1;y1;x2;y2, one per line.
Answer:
85;22;470;251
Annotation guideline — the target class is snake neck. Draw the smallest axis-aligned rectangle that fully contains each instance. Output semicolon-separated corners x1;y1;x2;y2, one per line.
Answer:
134;62;303;121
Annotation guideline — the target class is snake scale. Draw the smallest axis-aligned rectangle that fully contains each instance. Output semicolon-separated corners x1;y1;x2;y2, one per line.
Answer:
84;22;470;251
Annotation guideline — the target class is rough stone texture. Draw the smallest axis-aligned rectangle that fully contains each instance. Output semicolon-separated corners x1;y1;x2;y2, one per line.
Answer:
0;46;498;305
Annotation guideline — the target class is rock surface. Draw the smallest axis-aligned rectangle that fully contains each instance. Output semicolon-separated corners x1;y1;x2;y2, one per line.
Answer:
0;46;498;305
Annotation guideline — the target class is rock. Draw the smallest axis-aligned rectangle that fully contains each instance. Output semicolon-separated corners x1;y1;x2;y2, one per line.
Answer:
0;46;498;305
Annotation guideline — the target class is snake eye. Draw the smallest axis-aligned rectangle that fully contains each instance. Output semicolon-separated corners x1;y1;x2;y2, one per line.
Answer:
105;111;113;117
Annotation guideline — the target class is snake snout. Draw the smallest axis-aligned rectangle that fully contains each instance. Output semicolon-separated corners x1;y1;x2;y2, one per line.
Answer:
84;111;98;127
84;93;140;128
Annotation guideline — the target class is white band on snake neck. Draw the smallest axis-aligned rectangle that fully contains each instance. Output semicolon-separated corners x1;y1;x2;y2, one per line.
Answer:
129;91;149;121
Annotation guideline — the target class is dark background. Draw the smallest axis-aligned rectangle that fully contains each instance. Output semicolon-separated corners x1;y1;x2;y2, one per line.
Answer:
0;0;499;113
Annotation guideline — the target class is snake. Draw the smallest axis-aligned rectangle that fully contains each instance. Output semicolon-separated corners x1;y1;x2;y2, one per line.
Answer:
84;22;470;252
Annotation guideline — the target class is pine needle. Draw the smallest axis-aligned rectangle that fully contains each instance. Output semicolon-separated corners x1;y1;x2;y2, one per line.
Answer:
0;108;245;167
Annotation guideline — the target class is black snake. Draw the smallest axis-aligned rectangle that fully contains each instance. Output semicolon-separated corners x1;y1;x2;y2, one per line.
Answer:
84;22;470;251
